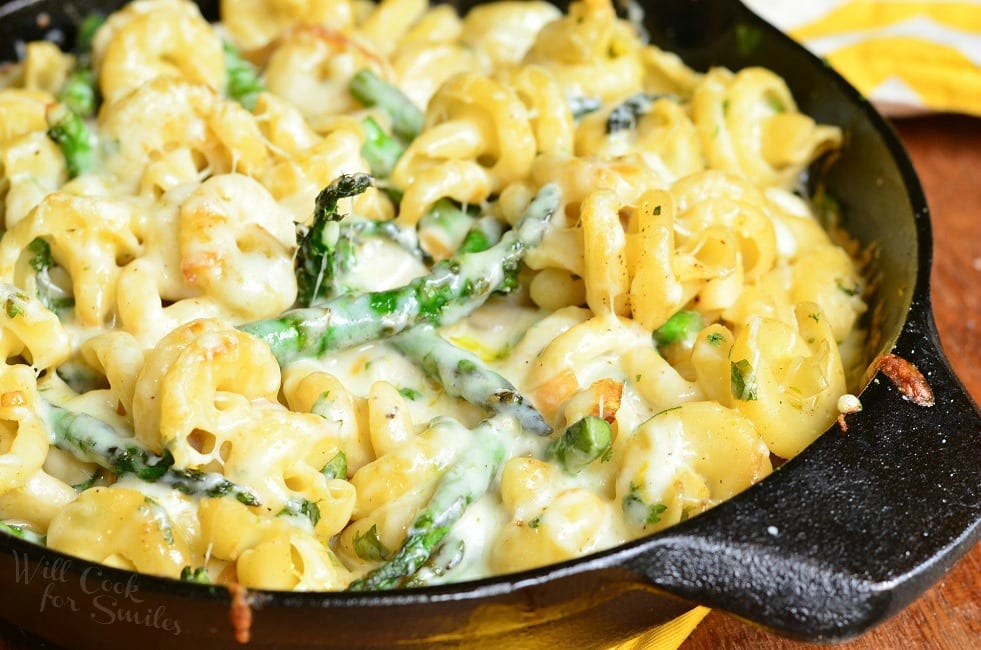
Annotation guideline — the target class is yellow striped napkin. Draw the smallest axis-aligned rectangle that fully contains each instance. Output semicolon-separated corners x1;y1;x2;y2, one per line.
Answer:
612;606;712;649
743;0;981;116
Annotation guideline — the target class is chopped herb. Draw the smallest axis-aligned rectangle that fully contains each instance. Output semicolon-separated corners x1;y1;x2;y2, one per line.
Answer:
730;359;759;401
622;484;668;526
527;516;542;529
353;524;391;562
736;24;762;56
568;95;602;121
278;498;321;528
706;332;725;347
398;386;422;401
808;312;821;323
606;93;655;134
836;279;859;296
71;468;103;492
653;405;682;417
4;297;24;319
652;205;661;216
766;96;785;113
320;451;347;481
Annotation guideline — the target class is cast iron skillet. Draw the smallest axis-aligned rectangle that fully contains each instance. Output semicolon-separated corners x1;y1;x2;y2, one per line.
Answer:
0;1;978;648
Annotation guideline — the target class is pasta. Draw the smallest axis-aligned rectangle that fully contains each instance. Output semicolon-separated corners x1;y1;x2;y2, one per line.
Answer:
0;0;866;592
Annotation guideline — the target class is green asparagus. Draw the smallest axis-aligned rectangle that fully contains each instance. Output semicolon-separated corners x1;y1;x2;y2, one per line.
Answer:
242;183;560;365
349;69;424;141
457;216;505;254
360;116;405;179
0;521;46;545
180;566;210;583
223;41;264;110
652;310;703;348
295;173;420;306
347;417;507;590
59;69;98;118
320;451;347;480
392;325;551;435
569;95;602;121
417;202;505;259
402;538;465;587
417;198;477;258
46;102;95;177
606;93;655;134
546;416;612;474
27;237;74;318
58;14;105;117
46;404;260;506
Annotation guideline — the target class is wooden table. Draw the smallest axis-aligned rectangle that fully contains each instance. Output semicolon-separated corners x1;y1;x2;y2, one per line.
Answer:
685;114;981;649
0;117;977;650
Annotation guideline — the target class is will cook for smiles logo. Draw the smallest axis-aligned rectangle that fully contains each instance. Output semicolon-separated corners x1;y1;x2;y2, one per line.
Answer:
11;550;182;636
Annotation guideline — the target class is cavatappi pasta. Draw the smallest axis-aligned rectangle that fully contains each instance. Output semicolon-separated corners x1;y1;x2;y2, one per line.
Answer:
0;0;866;590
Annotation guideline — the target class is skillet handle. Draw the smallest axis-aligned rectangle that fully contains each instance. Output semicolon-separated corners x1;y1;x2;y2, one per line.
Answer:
616;305;981;642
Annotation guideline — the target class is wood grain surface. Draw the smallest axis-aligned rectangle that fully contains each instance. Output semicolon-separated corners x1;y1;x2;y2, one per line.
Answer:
0;117;977;650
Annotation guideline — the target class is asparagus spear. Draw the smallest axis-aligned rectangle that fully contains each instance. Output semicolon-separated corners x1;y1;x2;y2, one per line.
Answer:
402;537;465;587
27;237;74;318
58;13;105;117
223;41;264;110
349;69;424;141
652;310;703;348
46;404;260;506
46;102;95;177
347;417;507;590
546;416;612;474
295;173;420;306
417;202;505;260
0;522;46;545
59;68;98;118
569;95;602;121
392;325;550;435
180;566;210;583
417;198;476;259
457;216;504;254
242;183;560;364
360;116;405;179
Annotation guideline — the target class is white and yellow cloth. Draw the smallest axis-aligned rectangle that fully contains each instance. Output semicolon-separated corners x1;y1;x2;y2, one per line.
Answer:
744;0;981;116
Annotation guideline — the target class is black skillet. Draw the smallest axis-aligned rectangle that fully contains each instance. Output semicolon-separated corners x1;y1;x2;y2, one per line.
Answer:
0;1;978;648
